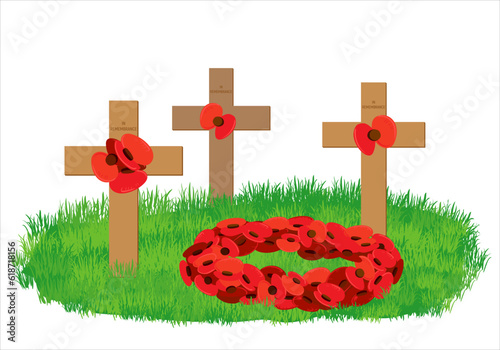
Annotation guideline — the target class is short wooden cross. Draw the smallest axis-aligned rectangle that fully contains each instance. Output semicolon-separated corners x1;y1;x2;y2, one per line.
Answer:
322;83;425;236
172;68;270;198
64;101;183;275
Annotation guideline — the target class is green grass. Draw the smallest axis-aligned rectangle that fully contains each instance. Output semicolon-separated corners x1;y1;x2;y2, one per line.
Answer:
16;178;489;325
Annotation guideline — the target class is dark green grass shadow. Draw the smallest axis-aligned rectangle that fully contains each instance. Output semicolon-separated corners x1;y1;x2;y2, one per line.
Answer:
16;178;489;325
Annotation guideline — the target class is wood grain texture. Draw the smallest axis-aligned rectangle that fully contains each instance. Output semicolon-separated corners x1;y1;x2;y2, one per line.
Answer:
108;101;139;273
360;83;387;235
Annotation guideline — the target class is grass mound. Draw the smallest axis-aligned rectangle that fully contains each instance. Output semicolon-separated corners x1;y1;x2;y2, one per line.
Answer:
16;178;489;324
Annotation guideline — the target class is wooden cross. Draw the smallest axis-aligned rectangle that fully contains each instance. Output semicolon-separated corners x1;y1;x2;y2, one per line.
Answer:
322;83;425;236
64;101;183;275
172;68;270;198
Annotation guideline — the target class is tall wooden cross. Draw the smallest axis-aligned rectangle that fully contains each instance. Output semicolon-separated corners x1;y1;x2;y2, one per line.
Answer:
172;68;270;198
322;83;425;236
64;101;183;275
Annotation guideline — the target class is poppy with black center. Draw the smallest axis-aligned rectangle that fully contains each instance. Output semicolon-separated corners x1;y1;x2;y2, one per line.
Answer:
217;218;247;237
297;241;327;261
229;234;258;256
242;222;273;243
298;220;327;247
287;216;314;232
194;274;218;296
216;286;247;304
260;266;286;283
276;233;301;252
239;264;265;292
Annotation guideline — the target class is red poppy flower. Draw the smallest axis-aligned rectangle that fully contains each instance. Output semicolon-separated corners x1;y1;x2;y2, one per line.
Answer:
179;260;194;286
369;248;397;270
372;233;395;252
304;267;331;289
297;241;326;261
298;220;327;247
314;283;345;308
274;296;297;310
322;240;343;259
351;289;375;306
232;234;258;256
345;225;376;252
240;293;258;305
217;286;247;304
287;216;314;232
256;275;286;304
242;222;273;243
345;266;366;290
206;244;229;261
276;233;301;252
214;258;244;281
92;134;153;193
368;271;394;299
217;218;247;237
239;264;265;292
327;267;351;291
194;274;218;296
293;289;323;312
324;222;347;245
255;231;281;253
195;229;221;247
260;266;285;283
263;217;289;232
183;242;208;262
390;259;404;283
354;115;397;155
193;252;217;274
216;278;242;291
200;103;236;140
109;171;148;194
355;256;376;280
282;271;306;295
220;237;240;257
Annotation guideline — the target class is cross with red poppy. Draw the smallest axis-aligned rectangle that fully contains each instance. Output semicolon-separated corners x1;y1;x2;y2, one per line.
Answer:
322;83;425;236
64;101;183;276
172;68;270;198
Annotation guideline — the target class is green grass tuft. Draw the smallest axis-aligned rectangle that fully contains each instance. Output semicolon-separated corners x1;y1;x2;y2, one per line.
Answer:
16;178;489;324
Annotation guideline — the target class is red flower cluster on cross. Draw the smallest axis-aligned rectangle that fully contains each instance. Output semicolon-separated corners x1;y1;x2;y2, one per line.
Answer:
91;134;153;193
200;103;236;140
179;216;403;311
354;115;397;155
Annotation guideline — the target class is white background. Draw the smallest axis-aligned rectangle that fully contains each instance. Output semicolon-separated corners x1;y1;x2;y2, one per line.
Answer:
1;1;499;349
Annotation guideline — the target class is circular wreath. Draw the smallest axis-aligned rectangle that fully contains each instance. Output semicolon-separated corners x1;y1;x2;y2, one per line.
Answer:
179;216;403;312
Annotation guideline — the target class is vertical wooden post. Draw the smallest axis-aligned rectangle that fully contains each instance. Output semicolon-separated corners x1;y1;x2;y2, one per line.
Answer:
209;69;234;197
108;101;139;272
360;83;387;234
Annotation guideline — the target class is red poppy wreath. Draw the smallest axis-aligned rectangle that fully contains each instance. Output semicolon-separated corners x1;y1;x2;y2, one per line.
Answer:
179;216;403;312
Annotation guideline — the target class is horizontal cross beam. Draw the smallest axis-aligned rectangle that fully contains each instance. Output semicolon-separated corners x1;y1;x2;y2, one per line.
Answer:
322;122;426;148
64;146;183;176
172;106;271;130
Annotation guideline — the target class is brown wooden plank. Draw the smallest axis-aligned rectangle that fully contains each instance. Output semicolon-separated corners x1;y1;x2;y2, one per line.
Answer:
229;106;271;130
209;68;234;197
65;146;104;175
322;122;357;147
172;106;204;130
148;146;183;175
393;122;426;148
360;83;387;235
108;101;139;273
